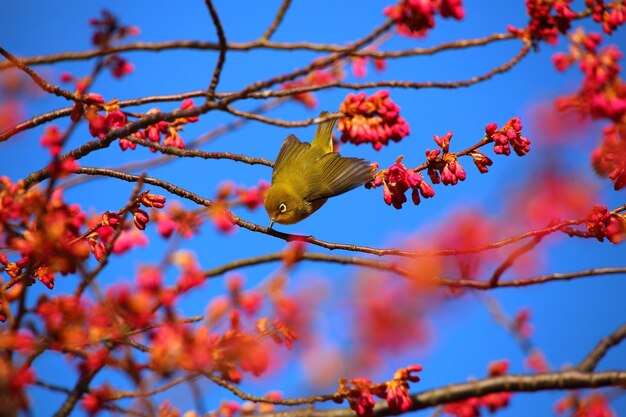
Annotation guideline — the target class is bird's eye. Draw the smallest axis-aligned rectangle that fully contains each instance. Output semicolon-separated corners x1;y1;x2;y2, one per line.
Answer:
278;203;287;213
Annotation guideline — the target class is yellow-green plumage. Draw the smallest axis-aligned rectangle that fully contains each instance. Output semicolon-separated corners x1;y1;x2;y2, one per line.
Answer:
264;111;374;226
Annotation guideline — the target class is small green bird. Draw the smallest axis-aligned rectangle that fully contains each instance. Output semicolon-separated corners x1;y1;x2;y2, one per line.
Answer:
264;111;374;227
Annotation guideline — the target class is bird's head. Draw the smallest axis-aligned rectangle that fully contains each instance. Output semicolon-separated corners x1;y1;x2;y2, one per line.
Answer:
264;184;306;227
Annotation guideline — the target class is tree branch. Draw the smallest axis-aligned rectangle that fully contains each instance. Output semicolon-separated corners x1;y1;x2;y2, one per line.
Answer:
67;167;626;261
205;0;227;98
260;0;292;41
0;33;514;71
578;322;626;372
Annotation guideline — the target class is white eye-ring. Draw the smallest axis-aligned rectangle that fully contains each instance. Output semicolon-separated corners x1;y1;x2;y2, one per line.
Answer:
278;203;287;213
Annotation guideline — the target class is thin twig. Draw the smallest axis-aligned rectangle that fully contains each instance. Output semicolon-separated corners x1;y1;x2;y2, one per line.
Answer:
0;46;79;102
203;372;338;405
205;0;227;98
69;167;626;259
109;375;201;400
578;322;626;372
260;0;292;41
0;33;514;71
489;236;542;287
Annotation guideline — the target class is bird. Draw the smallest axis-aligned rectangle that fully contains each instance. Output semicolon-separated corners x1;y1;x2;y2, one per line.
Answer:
264;111;374;227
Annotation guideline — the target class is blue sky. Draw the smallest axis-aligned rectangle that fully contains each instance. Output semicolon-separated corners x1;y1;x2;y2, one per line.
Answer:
1;1;625;416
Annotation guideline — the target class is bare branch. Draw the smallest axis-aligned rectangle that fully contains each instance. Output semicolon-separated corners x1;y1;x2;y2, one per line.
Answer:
260;0;292;41
578;322;626;372
205;0;228;98
489;236;542;287
0;33;514;71
109;375;201;400
203;372;338;405
0;46;78;102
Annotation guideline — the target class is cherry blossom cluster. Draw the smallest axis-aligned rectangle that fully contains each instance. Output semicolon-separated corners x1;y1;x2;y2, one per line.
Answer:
89;10;139;78
205;180;270;234
86;191;166;262
511;308;534;338
338;90;410;150
0;357;36;412
585;204;626;243
70;95;199;151
425;131;467;186
336;364;422;417
281;61;345;109
508;0;576;44
89;9;139;47
152;201;204;239
0;179;89;292
207;275;263;324
367;119;529;210
3;256;300;415
216;180;271;210
0;178;167;301
443;360;512;417
555;392;617;417
508;308;550;373
485;117;531;156
367;157;434;209
384;0;465;37
592;125;626;190
552;30;626;189
586;0;626;35
351;46;386;79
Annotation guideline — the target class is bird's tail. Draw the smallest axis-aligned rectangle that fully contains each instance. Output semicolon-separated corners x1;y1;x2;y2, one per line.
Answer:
311;111;336;153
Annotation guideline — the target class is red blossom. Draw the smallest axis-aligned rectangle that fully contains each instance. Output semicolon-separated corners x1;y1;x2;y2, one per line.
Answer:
346;385;376;417
443;397;480;417
237;180;270;210
508;0;576;44
139;192;166;209
112;229;148;254
156;213;176;238
369;157;426;209
443;360;512;417
525;349;549;373
350;46;387;79
211;206;237;234
384;0;465;37
34;266;55;289
153;202;203;239
40;125;63;156
338;90;409;150
119;138;136;151
164;129;185;148
591;125;626;190
488;360;509;377
586;0;626;35
555;393;616;417
90;9;139;47
470;151;493;173
136;266;163;293
281;63;344;109
104;110;127;130
81;385;112;416
585;204;626;244
486;118;531;156
104;55;134;78
512;308;534;338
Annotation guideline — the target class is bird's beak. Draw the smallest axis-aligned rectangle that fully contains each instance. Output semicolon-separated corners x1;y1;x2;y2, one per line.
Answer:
269;218;275;229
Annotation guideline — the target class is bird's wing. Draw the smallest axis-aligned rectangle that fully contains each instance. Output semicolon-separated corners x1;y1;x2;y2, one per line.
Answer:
310;110;336;153
305;152;375;202
272;134;311;183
